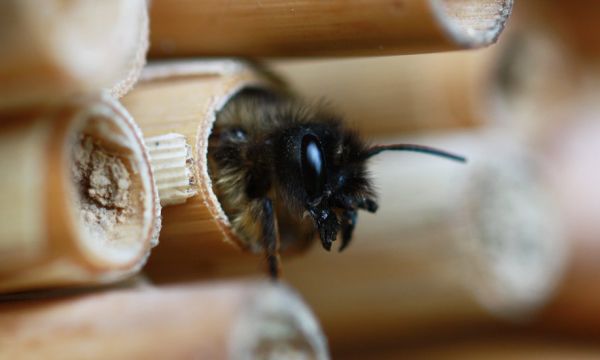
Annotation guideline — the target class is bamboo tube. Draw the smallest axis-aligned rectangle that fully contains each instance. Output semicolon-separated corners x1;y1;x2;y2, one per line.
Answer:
526;103;600;336
121;61;280;269
484;2;600;333
341;335;600;359
270;48;498;136
486;17;580;147
458;2;600;339
485;1;600;149
0;0;149;109
174;131;566;347
0;94;160;293
523;0;600;60
290;131;565;346
149;0;514;57
0;281;329;359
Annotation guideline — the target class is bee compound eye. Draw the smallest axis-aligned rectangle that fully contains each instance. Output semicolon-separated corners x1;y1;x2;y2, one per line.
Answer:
301;134;326;198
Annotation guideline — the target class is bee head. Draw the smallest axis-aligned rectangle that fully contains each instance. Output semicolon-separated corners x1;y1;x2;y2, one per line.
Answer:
273;118;466;252
272;120;379;251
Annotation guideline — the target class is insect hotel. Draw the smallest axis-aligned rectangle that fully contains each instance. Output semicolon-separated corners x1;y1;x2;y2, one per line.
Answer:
2;0;599;358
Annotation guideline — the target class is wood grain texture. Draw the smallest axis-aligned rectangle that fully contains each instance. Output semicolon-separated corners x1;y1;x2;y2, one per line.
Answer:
145;133;198;206
121;61;279;276
340;334;600;360
270;48;498;136
525;96;600;338
0;281;329;359
261;132;565;347
143;131;567;348
0;0;149;110
481;2;600;335
149;0;513;57
0;95;160;293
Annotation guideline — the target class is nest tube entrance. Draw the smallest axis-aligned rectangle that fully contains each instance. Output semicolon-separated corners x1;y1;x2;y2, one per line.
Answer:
431;0;513;47
65;99;159;273
0;96;160;293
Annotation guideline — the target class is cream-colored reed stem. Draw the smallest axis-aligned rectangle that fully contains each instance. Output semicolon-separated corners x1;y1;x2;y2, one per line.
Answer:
0;281;329;360
0;95;160;293
270;49;497;136
184;131;566;348
149;0;513;57
122;61;276;264
0;0;149;109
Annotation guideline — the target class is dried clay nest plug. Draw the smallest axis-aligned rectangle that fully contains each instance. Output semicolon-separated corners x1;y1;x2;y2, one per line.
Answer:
0;94;160;293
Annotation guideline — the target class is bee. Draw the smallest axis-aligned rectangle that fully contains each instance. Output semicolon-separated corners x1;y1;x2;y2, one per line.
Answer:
208;88;465;278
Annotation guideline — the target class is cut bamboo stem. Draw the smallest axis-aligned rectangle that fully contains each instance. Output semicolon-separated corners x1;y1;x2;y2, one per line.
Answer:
485;1;600;147
0;281;329;360
149;130;567;347
121;61;278;266
270;48;498;136
279;131;566;346
531;101;600;336
0;94;160;293
474;1;600;337
0;0;149;110
524;0;600;60
149;0;513;57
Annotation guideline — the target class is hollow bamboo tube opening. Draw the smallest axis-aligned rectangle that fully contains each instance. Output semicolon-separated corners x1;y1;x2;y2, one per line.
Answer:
0;0;149;109
149;0;513;57
353;132;566;318
192;131;567;348
529;97;600;335
122;61;277;268
0;96;160;292
432;0;513;47
0;282;329;359
66;101;157;269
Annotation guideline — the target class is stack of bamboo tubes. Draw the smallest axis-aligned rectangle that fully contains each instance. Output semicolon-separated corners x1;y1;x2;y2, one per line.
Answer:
0;0;160;294
19;0;600;358
127;0;571;356
495;0;600;341
0;281;329;359
0;1;332;357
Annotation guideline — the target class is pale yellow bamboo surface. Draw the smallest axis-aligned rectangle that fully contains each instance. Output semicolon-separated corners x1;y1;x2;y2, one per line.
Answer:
122;61;278;271
0;0;149;109
231;132;565;346
0;95;160;293
270;48;498;136
141;130;567;347
483;1;600;334
149;0;513;57
0;281;329;359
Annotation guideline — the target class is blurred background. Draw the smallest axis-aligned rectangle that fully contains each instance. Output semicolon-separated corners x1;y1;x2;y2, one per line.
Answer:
3;0;600;359
143;0;600;357
260;1;600;357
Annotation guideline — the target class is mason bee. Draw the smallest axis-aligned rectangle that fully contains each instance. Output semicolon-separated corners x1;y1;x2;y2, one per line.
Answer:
208;88;465;278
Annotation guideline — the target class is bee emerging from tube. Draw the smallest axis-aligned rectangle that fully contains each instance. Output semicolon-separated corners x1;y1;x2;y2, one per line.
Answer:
208;88;466;279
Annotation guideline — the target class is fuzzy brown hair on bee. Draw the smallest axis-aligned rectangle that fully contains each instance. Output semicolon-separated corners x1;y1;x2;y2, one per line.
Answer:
208;88;466;279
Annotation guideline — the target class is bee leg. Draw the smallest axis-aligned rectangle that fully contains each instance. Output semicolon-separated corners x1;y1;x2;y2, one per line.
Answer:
357;198;378;213
339;209;357;252
259;198;281;280
308;207;340;251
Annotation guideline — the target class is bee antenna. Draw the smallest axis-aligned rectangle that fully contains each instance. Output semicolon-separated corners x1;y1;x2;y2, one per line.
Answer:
365;144;466;163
